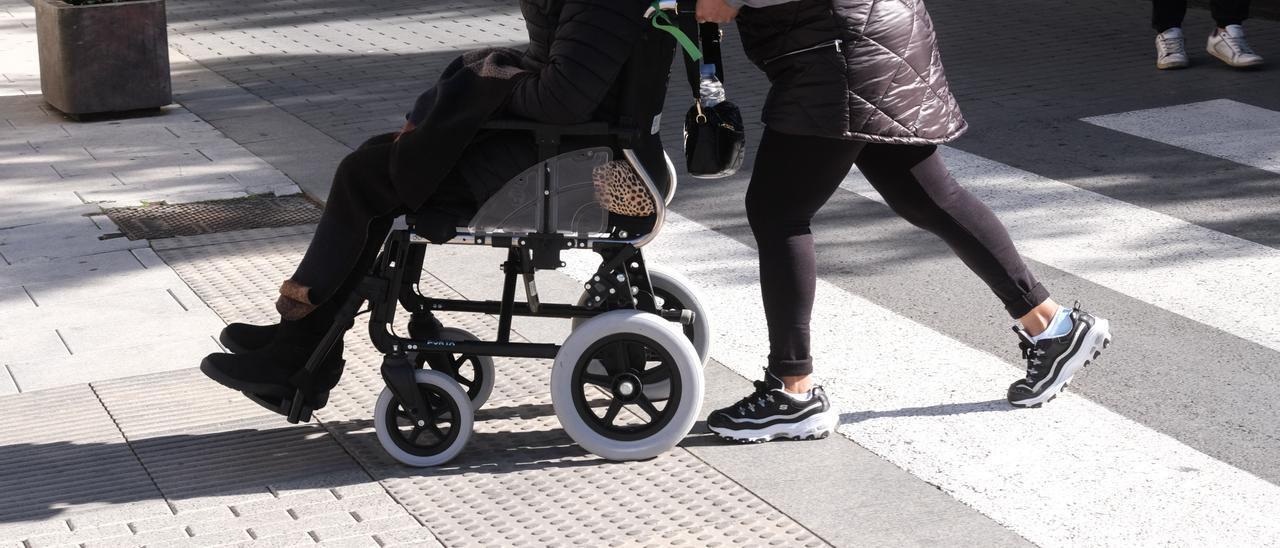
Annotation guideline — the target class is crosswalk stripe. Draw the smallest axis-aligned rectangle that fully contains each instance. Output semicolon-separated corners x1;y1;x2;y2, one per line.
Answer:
561;210;1280;547
839;144;1280;357
1082;99;1280;175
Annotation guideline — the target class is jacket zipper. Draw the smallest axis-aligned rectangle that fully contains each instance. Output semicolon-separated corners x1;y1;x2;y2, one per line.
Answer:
763;39;843;65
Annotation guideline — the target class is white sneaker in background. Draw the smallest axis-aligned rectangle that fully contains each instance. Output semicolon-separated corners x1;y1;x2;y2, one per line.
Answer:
1156;27;1189;69
1207;24;1265;68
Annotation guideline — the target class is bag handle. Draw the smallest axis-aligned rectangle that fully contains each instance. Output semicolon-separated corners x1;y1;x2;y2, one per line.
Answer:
649;1;702;63
649;1;724;100
676;9;725;99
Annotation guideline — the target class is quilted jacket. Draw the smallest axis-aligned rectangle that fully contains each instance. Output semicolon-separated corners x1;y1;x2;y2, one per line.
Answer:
736;0;967;144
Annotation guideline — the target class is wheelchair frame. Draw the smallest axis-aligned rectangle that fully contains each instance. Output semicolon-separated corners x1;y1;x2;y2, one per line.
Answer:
278;122;692;429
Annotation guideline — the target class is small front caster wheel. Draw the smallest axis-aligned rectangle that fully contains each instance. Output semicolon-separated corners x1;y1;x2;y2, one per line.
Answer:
374;369;473;467
412;327;495;412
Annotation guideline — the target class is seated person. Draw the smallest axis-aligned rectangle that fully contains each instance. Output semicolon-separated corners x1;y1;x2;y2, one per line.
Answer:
200;0;659;403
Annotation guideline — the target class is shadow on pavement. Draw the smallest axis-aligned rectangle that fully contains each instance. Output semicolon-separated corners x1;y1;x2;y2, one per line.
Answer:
838;399;1016;425
0;413;600;525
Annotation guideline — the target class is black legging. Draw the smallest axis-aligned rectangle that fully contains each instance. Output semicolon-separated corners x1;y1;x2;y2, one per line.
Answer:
1153;0;1250;32
746;128;1049;378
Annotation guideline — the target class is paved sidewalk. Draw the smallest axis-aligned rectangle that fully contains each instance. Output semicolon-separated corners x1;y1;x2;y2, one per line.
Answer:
0;4;304;394
4;0;1280;545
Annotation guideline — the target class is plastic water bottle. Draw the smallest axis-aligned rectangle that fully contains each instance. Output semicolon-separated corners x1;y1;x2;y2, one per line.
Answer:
698;63;725;108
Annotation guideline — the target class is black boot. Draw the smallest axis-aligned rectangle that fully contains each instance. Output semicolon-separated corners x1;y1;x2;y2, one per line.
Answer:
201;318;345;398
220;311;441;354
219;322;276;354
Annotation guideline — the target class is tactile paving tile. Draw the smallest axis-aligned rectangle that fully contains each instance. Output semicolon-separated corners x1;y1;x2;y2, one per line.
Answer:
158;226;828;546
85;369;442;547
0;385;166;539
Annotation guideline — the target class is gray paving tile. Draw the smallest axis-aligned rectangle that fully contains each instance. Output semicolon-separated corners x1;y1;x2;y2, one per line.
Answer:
0;250;146;290
0;366;17;395
20;268;205;310
56;312;226;354
0;325;70;363
6;337;221;392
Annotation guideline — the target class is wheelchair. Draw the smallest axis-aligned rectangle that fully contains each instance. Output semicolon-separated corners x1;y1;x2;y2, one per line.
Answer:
255;5;713;467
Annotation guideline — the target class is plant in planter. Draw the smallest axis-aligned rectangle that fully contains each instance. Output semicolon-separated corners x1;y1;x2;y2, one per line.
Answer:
35;0;172;119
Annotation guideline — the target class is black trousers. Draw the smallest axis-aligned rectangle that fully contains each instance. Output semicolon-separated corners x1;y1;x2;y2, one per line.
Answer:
1153;0;1250;32
746;129;1049;378
291;133;408;305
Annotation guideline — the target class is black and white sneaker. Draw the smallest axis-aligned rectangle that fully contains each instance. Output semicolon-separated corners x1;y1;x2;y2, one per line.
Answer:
707;370;839;443
1007;303;1112;408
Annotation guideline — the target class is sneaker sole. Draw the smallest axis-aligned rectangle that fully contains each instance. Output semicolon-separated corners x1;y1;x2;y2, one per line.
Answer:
1209;49;1265;68
708;410;839;443
1009;319;1112;408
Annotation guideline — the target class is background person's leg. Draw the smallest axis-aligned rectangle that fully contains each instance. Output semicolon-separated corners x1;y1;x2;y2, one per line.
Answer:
855;144;1050;320
1211;0;1249;27
745;129;864;383
1153;0;1188;32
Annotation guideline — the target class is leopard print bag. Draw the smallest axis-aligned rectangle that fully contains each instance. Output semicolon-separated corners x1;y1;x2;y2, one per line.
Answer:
592;160;655;217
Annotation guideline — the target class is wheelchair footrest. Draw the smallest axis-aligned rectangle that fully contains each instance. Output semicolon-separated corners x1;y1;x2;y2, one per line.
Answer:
243;390;330;424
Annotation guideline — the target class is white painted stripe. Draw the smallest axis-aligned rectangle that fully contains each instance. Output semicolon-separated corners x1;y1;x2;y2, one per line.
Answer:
564;212;1280;547
1083;99;1280;175
839;145;1280;356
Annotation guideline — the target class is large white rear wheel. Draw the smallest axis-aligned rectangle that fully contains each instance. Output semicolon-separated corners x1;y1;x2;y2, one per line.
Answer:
552;310;703;461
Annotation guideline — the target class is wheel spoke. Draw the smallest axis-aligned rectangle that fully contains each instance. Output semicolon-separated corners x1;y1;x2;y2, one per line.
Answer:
635;394;661;422
408;425;426;443
638;365;671;384
427;422;447;441
608;342;630;375
601;399;623;425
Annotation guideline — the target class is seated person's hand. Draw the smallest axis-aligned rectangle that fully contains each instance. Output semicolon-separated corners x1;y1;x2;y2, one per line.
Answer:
696;0;739;24
395;120;416;142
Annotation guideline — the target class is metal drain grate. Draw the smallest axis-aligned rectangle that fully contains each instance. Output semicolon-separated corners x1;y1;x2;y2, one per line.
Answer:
104;195;322;240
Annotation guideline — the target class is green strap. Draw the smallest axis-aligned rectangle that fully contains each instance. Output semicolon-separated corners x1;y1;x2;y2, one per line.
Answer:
649;2;702;62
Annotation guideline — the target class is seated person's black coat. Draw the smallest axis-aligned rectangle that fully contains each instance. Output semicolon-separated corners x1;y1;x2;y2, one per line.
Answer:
292;0;657;306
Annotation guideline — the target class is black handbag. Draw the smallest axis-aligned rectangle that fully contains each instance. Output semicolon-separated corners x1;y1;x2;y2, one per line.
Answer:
677;16;746;178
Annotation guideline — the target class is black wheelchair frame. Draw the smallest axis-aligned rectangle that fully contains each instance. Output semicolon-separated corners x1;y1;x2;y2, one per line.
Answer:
277;122;692;427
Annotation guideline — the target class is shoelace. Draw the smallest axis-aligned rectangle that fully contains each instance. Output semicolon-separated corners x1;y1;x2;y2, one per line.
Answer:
1222;33;1257;56
733;380;776;415
1159;35;1185;56
1019;341;1046;379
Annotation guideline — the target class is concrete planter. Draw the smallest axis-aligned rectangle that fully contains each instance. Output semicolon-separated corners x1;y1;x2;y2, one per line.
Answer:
35;0;172;117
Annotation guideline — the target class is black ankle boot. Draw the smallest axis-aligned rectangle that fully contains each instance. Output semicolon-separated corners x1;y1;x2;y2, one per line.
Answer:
218;288;363;354
219;322;277;354
201;317;345;399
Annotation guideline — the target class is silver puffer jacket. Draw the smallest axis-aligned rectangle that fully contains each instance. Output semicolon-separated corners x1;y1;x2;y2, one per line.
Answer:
735;0;967;145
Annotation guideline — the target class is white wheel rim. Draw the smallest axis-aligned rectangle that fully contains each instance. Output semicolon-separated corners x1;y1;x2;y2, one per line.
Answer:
552;310;703;461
